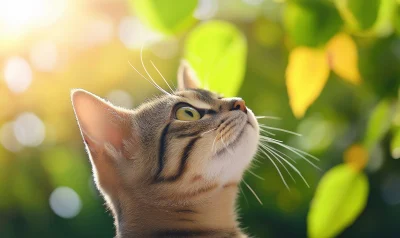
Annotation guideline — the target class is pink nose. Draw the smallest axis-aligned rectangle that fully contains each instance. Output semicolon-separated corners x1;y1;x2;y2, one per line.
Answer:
233;99;247;113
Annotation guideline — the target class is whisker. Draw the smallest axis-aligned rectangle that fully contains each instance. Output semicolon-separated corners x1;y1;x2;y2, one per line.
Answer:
251;154;262;165
284;145;320;161
263;144;310;188
170;79;177;91
150;60;174;93
260;135;283;143
263;144;297;164
239;184;249;207
243;180;263;205
258;146;290;190
251;154;263;166
201;127;217;137
128;61;166;94
259;144;296;183
264;139;320;170
247;170;265;181
211;132;219;154
255;116;281;120
264;137;319;161
220;135;234;155
259;128;275;136
140;46;170;95
259;124;302;137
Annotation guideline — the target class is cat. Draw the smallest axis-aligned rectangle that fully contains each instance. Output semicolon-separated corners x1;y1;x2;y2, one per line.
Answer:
71;60;260;237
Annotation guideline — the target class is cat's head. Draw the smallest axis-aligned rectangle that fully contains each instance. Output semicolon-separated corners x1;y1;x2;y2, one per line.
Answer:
71;61;259;206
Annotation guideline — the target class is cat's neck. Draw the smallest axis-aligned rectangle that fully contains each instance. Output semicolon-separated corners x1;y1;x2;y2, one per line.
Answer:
113;184;246;238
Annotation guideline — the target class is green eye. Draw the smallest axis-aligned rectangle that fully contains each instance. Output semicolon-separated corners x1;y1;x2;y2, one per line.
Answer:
176;107;201;121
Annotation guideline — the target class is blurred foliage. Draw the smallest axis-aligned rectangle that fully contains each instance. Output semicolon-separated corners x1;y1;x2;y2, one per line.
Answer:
1;0;400;238
284;1;343;47
308;164;368;238
286;32;361;118
184;20;247;96
130;0;198;34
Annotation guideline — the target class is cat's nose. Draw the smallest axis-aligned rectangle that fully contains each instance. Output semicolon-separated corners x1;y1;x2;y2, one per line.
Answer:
232;99;247;113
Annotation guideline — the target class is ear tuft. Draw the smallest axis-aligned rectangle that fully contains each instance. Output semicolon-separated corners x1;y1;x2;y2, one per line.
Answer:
177;60;201;90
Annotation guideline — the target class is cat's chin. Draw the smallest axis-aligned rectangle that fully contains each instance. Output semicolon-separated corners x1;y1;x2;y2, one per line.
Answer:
206;118;259;183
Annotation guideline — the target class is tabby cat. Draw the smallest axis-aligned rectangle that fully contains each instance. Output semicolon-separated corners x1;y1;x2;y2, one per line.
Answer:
71;61;259;237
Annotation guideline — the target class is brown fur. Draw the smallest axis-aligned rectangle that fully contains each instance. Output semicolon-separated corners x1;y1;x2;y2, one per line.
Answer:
71;61;258;237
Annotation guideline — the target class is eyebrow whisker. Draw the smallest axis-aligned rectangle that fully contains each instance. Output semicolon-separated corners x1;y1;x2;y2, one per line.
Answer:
150;60;175;92
129;61;167;94
140;45;171;95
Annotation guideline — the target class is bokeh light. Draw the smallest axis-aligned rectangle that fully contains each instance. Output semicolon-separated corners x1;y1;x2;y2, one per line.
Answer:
381;174;400;206
295;115;335;152
194;0;218;20
3;57;33;93
392;148;400;160
150;39;180;59
13;112;45;147
118;16;162;49
0;122;23;152
49;187;82;219
366;145;384;173
106;90;134;109
80;16;114;49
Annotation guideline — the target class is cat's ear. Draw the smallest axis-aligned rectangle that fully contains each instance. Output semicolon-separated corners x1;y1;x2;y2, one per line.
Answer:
177;60;201;90
71;89;131;152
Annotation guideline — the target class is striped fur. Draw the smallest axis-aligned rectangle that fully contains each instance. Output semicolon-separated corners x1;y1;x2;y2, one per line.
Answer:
71;61;259;237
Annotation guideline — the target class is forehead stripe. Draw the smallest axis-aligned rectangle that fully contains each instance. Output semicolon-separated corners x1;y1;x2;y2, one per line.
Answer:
191;89;215;104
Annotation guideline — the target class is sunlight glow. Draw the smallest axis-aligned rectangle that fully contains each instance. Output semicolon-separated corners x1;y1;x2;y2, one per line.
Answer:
0;0;67;36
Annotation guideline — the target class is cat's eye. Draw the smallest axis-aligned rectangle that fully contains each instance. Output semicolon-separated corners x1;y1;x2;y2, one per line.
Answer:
175;106;201;121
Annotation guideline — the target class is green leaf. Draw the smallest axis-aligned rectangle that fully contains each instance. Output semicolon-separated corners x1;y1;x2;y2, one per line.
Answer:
391;129;400;159
130;0;198;34
363;100;394;149
184;21;247;97
308;164;369;238
335;0;381;31
371;0;397;37
284;2;342;47
395;5;400;35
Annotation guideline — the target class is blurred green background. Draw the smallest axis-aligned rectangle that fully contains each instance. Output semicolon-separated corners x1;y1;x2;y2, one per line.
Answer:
0;0;400;237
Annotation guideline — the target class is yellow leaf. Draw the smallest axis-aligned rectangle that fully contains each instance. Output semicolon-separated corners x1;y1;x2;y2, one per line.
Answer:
286;47;330;118
326;33;361;84
344;144;369;171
